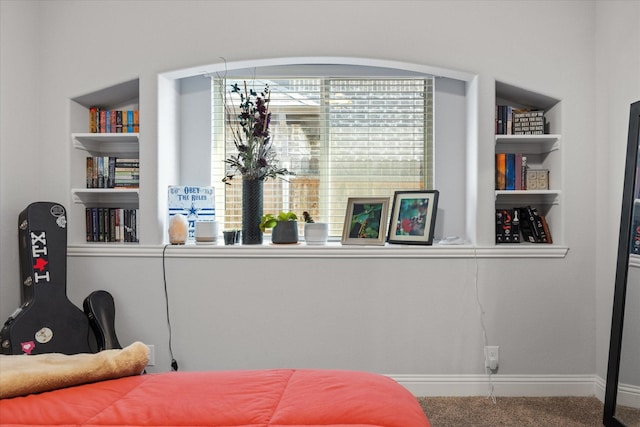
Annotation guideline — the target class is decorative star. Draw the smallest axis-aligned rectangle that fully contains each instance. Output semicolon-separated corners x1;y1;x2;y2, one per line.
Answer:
188;204;199;217
33;258;48;272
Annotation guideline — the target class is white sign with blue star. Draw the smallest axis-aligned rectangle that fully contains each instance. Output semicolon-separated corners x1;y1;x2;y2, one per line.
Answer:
168;186;215;240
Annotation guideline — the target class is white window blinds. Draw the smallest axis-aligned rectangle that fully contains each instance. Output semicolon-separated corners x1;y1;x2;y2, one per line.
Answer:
212;77;433;238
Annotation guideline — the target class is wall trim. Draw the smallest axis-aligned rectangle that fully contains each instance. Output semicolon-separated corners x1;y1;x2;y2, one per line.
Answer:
390;374;601;398
67;243;569;259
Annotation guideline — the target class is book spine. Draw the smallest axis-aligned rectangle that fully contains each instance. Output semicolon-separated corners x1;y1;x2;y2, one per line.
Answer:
122;110;128;133
86;157;93;188
97;156;104;188
108;157;116;188
85;208;92;242
518;207;537;243
505;153;516;190
127;110;134;133
89;107;98;133
529;206;548;243
515;153;522;190
133;110;139;132
521;155;528;190
540;215;553;244
496;153;506;190
109;208;116;242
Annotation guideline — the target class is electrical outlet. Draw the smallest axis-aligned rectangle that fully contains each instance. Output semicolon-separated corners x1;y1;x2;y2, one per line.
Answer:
147;344;155;366
484;345;499;371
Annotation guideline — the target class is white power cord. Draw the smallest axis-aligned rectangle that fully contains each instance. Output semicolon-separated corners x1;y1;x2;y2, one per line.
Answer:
473;247;497;404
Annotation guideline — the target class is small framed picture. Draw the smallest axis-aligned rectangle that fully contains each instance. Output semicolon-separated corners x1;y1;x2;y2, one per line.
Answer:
341;197;390;246
387;190;439;245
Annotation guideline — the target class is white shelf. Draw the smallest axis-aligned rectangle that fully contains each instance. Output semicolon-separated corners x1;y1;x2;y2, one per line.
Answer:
495;189;561;204
72;133;139;154
71;188;139;204
495;134;560;154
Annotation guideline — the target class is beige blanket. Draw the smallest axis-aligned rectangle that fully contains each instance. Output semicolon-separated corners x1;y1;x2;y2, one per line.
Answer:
0;341;148;399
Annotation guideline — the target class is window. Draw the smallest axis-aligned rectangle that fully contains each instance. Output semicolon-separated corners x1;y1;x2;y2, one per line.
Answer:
211;76;434;237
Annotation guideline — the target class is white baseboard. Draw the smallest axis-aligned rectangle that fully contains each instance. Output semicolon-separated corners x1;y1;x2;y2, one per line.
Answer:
593;375;639;408
390;374;601;398
617;382;640;409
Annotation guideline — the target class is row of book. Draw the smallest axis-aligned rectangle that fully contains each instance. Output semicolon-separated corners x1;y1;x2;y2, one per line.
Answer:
495;153;549;191
495;206;553;244
496;106;545;135
89;108;139;133
85;208;139;243
86;157;139;188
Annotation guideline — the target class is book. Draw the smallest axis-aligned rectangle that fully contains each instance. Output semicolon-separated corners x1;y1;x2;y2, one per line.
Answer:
517;206;550;243
521;155;528;190
505;153;516;190
530;206;549;243
89;107;98;133
496;153;506;190
133;110;139;132
127;110;134;132
515;153;523;190
540;214;553;244
518;206;537;243
495;209;520;244
168;186;215;241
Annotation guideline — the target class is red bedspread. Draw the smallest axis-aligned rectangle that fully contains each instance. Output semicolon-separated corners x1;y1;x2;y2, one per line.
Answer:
0;369;430;427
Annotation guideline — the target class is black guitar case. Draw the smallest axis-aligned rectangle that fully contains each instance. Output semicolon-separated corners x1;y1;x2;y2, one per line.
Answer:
1;202;122;355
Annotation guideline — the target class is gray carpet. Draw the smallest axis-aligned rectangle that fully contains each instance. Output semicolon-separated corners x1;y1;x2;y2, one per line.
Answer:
418;396;612;427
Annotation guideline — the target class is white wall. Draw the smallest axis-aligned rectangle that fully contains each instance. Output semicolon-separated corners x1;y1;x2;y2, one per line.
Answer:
1;0;638;396
594;0;640;389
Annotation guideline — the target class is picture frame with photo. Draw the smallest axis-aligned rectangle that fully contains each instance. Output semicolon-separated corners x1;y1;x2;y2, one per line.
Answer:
341;197;390;246
387;190;439;245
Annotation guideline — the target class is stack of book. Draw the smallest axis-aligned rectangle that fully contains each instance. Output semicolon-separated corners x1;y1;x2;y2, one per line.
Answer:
89;107;139;133
495;206;553;244
495;153;527;190
86;157;139;189
85;207;139;243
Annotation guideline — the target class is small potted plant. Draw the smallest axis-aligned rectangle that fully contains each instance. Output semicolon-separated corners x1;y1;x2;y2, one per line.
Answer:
260;211;298;244
302;211;329;245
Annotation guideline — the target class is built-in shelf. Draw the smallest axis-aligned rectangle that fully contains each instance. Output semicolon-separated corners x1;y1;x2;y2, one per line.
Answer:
495;134;560;154
69;79;140;244
495;80;563;246
71;188;139;204
72;133;139;154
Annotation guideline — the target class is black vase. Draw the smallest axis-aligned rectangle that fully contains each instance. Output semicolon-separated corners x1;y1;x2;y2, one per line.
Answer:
242;178;263;244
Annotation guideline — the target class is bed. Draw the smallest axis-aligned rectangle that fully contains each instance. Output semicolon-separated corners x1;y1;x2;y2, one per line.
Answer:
0;343;430;427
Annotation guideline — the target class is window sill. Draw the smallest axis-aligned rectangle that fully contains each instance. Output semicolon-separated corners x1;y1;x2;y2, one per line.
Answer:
68;242;569;259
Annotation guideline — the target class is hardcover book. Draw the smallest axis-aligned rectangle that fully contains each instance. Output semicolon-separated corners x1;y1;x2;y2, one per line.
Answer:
495;209;520;244
496;153;506;190
505;153;516;190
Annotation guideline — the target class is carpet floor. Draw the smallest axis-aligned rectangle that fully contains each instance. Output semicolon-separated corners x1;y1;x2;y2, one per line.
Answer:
417;396;638;427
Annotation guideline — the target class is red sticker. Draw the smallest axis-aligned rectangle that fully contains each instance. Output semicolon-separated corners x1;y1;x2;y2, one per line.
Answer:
21;341;35;355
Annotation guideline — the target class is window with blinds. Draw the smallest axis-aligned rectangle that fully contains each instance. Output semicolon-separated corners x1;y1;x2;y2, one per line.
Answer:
211;77;433;238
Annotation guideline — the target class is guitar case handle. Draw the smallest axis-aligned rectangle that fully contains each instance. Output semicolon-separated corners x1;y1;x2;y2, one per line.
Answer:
83;290;121;351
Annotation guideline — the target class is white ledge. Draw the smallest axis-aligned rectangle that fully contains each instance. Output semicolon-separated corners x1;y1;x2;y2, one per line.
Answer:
68;242;569;259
